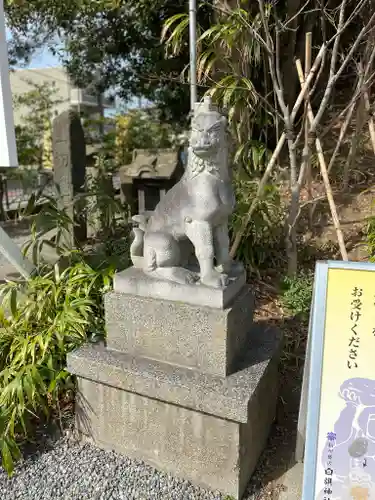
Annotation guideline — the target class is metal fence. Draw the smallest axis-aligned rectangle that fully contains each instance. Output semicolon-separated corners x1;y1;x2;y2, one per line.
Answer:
0;170;55;215
0;169;122;219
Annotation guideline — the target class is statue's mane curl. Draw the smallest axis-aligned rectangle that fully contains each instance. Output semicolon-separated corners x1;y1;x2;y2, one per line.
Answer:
187;154;220;179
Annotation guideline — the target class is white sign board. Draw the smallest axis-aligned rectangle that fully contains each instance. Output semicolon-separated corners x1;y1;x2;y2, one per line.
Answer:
299;260;375;499
0;0;18;168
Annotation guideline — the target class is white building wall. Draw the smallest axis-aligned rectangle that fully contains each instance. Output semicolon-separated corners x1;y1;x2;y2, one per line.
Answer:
10;67;71;126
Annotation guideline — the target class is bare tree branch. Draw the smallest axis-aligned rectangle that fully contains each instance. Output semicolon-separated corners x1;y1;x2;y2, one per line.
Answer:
311;9;375;132
296;59;348;260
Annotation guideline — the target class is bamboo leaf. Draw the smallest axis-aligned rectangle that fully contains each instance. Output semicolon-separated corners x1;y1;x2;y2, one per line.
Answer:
10;289;17;319
0;439;14;476
161;13;188;42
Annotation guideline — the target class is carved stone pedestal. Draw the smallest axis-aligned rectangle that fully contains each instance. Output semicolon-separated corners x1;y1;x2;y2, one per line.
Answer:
67;268;282;500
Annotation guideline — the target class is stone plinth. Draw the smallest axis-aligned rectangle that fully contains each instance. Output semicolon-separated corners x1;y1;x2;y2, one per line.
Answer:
114;266;246;309
68;95;282;498
67;324;282;500
105;281;254;377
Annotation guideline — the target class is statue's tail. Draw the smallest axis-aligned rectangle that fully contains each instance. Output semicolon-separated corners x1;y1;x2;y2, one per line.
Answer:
130;214;149;268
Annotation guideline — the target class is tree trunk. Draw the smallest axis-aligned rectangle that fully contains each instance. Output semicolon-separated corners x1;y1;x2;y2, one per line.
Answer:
343;95;366;190
280;0;303;110
286;186;299;276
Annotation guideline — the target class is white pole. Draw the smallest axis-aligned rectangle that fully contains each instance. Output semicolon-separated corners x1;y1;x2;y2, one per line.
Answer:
0;0;18;168
189;0;197;110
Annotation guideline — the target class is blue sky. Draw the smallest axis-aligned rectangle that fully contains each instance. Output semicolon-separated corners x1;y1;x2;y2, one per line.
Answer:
27;46;61;69
7;30;149;110
6;28;61;69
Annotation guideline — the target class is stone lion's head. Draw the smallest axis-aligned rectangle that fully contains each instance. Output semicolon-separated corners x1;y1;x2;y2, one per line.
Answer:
190;109;227;159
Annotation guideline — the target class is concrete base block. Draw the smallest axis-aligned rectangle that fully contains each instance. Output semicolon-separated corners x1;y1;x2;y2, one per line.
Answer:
68;324;282;500
105;285;254;377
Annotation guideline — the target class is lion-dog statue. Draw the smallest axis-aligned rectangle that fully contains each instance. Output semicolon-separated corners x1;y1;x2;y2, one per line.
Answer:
130;96;239;289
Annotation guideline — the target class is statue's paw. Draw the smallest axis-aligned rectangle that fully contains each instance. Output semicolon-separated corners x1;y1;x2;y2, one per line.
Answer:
216;260;244;276
152;267;199;285
184;271;199;285
201;271;229;289
215;263;230;274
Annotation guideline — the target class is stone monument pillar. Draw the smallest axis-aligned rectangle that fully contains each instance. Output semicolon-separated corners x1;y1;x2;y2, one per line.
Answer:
52;110;87;244
67;97;282;500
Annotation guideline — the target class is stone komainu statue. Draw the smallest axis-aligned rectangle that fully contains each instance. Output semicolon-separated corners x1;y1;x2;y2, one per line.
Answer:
130;96;240;289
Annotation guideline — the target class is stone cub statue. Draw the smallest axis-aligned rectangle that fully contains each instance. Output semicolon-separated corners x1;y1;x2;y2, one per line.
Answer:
130;97;238;288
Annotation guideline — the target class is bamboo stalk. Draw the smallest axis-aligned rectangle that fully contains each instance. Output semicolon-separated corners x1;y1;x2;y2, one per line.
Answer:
296;60;348;261
309;94;357;221
327;98;358;173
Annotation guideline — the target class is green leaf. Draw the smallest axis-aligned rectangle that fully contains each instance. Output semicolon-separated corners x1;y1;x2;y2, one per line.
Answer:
161;13;188;42
162;14;189;55
10;289;17;319
0;439;14;476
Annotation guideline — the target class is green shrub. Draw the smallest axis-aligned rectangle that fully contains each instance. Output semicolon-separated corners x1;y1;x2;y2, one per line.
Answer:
84;153;131;244
115;108;182;166
0;260;113;475
0;189;120;475
230;174;285;273
280;271;313;320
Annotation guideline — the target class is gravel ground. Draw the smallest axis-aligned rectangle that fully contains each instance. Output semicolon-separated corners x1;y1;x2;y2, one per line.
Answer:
0;433;257;500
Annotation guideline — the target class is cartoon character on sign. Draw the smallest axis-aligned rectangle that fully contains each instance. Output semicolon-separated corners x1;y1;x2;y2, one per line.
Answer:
316;378;375;499
350;486;370;499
